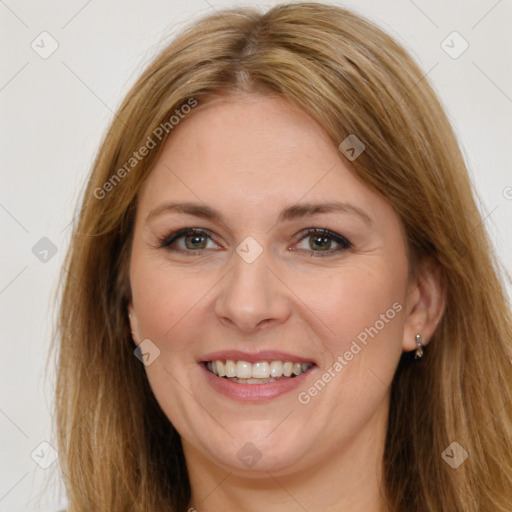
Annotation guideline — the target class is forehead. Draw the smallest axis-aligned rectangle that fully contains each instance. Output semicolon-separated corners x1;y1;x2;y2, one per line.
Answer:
136;94;383;225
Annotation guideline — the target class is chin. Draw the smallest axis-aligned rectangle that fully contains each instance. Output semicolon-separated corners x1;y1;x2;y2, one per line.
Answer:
203;427;312;474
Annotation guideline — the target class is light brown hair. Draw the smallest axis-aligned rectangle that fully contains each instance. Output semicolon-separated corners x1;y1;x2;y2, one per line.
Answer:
54;3;512;510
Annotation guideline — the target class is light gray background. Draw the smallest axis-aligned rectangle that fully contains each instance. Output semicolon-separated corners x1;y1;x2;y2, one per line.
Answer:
1;1;511;510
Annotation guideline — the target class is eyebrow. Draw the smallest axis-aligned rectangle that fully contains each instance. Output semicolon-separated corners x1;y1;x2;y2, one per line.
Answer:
146;200;373;226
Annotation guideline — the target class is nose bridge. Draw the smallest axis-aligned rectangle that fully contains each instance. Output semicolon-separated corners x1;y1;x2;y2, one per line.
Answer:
214;239;289;332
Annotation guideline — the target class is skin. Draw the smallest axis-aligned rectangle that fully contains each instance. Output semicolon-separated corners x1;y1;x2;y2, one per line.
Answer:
128;94;445;511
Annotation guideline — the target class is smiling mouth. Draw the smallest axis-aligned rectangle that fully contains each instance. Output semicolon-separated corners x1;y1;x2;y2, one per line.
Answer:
205;359;314;384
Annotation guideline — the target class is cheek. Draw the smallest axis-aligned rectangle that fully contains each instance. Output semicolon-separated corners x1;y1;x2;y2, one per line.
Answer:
129;258;216;432
131;253;407;362
290;261;406;355
289;263;406;426
130;257;216;345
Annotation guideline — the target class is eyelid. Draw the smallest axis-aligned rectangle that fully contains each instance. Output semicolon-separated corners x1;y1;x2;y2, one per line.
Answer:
158;227;218;248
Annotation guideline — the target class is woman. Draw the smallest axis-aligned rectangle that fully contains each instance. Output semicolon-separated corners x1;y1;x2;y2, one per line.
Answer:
55;2;512;511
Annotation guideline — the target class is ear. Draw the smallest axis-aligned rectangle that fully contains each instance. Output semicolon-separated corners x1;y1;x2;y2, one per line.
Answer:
402;259;446;352
127;302;140;345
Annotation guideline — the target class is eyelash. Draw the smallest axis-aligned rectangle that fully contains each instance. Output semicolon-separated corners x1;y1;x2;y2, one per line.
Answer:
158;227;352;258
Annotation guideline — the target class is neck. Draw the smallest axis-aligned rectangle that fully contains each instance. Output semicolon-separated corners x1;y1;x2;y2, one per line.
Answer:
183;399;390;512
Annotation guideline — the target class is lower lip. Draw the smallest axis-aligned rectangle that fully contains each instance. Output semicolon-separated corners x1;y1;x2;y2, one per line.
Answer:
200;363;315;402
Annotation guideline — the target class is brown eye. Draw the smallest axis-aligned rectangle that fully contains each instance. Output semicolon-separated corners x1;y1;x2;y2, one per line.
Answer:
308;234;333;251
293;228;351;257
182;233;208;250
159;228;219;252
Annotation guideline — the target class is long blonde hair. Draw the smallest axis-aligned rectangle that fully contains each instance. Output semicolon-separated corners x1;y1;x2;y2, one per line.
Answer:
54;3;512;510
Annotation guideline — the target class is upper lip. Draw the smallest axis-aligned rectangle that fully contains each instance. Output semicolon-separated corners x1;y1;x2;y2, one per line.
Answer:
200;350;316;365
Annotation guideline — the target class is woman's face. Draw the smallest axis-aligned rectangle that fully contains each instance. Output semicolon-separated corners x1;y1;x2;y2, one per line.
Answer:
128;94;416;475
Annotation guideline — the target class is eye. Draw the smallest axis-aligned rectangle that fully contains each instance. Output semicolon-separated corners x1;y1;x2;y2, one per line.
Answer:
158;227;351;258
159;228;220;253
292;228;352;257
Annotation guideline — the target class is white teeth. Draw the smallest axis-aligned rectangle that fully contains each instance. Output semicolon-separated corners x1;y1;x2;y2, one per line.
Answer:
206;359;313;380
252;361;270;378
225;360;236;377
270;361;283;378
216;360;226;377
236;360;252;379
230;377;277;384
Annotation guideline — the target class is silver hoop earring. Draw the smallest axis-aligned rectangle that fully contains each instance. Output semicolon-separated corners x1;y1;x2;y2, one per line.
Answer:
414;333;424;359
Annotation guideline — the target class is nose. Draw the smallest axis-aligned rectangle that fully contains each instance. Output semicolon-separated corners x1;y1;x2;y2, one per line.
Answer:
214;246;291;334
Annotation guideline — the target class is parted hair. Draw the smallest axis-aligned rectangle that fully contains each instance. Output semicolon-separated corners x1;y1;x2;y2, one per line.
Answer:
54;3;512;511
